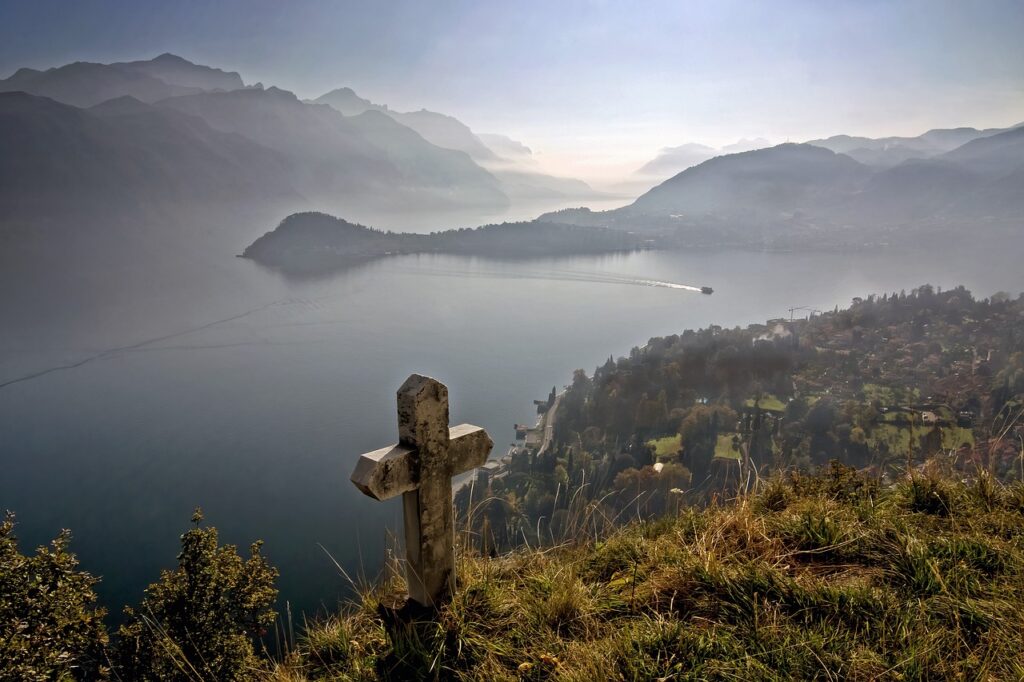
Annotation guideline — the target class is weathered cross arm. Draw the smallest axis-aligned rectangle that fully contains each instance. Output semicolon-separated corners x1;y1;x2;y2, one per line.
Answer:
350;424;491;500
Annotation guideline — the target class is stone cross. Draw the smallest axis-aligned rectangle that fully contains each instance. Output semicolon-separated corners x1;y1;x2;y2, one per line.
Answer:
350;374;493;607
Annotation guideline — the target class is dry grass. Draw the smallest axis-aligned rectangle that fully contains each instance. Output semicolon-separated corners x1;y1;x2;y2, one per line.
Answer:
266;466;1024;681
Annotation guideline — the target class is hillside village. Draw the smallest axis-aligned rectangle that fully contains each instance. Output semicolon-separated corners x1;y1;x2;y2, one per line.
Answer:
458;286;1024;551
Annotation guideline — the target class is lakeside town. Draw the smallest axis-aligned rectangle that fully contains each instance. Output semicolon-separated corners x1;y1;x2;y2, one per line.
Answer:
458;285;1024;551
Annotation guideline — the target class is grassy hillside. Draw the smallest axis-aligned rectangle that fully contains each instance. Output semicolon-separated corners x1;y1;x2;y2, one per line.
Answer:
269;465;1024;681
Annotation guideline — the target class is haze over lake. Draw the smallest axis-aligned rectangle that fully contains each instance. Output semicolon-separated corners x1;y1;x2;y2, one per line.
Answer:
3;240;1022;618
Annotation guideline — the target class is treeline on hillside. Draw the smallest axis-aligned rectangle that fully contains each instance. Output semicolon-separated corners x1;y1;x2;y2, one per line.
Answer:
458;286;1024;553
241;211;644;275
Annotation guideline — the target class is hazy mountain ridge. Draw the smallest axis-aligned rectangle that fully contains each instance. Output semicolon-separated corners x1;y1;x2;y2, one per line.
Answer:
314;87;496;161
0;54;248;107
636;142;717;177
477;133;532;158
390;109;498;161
311;87;385;116
0;91;297;223
3;52;1021;257
941;125;1024;176
542;133;1023;246
0;54;521;229
631;124;1021;186
159;86;507;212
633;138;773;182
0;60;202;107
486;168;600;201
633;143;869;215
314;86;604;202
111;53;245;91
807;123;1021;167
1;54;601;229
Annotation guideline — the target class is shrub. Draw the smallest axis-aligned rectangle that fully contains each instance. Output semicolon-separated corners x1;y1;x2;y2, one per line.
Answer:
114;509;278;681
788;460;878;504
0;513;109;680
904;475;960;516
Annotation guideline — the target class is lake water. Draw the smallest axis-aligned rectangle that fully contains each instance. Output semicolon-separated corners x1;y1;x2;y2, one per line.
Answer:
2;238;1023;620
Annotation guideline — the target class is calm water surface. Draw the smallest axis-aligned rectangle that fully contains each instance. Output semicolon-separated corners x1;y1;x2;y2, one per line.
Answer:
2;242;1022;618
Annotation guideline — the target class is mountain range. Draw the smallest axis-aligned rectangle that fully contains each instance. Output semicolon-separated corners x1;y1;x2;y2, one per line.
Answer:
0;53;244;108
312;87;604;202
249;123;1024;275
313;87;498;162
631;123;1019;185
0;53;602;229
807;125;1016;167
0;90;299;223
2;52;1021;256
543;125;1024;248
634;138;773;180
157;86;506;211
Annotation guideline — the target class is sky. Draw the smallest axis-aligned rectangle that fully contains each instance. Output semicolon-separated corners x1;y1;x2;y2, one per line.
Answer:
2;0;1023;184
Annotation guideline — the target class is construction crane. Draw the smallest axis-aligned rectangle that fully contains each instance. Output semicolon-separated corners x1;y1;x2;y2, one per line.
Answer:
787;306;822;321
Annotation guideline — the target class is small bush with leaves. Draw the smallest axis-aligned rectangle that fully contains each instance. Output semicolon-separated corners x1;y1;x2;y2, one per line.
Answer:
0;513;109;681
114;509;278;681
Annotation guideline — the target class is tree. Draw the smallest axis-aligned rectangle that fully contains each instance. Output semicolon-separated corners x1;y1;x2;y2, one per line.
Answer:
613;463;691;517
114;510;278;681
0;514;109;680
679;405;738;484
993;352;1024;409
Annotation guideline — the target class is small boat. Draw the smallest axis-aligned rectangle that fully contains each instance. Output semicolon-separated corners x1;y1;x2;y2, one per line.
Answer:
701;286;714;295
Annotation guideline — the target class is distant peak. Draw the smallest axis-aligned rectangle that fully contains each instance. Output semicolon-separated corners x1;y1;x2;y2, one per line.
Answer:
153;53;190;64
64;61;104;70
90;94;146;108
88;94;151;115
314;87;386;114
318;86;377;101
925;126;978;134
0;90;47;102
103;94;144;103
661;142;716;153
265;86;296;97
10;66;42;78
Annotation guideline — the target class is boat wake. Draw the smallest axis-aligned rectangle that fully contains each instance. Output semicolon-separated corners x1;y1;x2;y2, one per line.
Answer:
409;265;707;293
564;272;703;292
620;278;703;292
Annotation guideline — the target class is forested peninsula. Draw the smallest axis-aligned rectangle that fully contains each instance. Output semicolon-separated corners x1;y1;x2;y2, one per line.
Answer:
241;211;643;275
